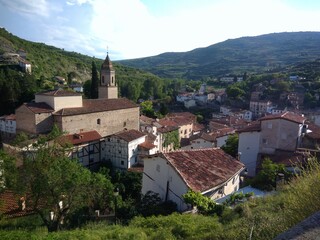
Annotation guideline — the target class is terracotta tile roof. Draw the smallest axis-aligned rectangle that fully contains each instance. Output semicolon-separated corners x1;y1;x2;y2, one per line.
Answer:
53;98;138;116
58;130;102;145
157;125;179;133
36;89;81;96
167;112;196;121
193;123;205;132
304;123;320;140
140;115;155;125
259;151;308;167
157;118;178;127
0;190;34;218
259;111;305;124
211;127;236;138
0;114;16;121
23;102;54;114
114;129;146;142
209;121;228;130
189;132;216;142
162;148;244;192
237;121;261;133
139;141;156;150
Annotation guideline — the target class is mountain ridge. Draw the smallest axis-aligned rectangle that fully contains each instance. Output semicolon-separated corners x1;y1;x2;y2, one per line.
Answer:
118;31;320;79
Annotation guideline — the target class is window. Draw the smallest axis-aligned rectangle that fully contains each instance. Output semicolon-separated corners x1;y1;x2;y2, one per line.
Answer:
267;123;272;129
121;160;124;165
102;76;105;83
111;77;114;84
97;119;101;125
123;121;127;127
89;144;94;154
262;138;267;144
89;158;94;163
118;150;121;154
184;129;187;134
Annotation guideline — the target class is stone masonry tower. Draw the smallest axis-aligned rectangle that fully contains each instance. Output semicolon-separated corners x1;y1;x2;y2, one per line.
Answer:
98;53;118;99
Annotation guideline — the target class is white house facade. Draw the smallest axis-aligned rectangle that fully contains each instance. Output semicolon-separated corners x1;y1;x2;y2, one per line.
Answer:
142;148;244;211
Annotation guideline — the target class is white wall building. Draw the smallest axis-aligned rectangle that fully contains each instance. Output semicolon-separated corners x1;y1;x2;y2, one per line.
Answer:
142;148;244;211
0;114;16;139
103;129;146;169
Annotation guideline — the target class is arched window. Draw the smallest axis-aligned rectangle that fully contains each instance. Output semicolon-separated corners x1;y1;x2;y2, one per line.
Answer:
102;76;105;84
97;119;101;125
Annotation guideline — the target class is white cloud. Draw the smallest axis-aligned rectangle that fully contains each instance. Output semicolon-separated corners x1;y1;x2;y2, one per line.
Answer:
0;0;53;17
85;0;320;60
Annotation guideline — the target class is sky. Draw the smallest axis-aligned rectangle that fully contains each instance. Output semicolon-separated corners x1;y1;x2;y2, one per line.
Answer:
0;0;320;60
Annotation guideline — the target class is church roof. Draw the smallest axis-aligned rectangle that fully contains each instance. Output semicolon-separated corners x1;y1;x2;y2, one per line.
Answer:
101;54;114;70
22;102;54;114
53;98;138;116
36;89;81;96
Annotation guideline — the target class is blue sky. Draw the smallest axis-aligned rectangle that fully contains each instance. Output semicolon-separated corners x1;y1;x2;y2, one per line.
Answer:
0;0;320;60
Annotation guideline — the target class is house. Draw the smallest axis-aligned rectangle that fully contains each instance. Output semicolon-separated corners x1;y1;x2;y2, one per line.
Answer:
157;126;180;153
142;148;245;211
15;53;140;137
103;129;146;169
0;114;16;139
180;132;215;150
53;76;66;85
238;112;306;176
18;58;31;73
58;130;102;169
249;100;272;118
210;127;236;147
184;99;196;109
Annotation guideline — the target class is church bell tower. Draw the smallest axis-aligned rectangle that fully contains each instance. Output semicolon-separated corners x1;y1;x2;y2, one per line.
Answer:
98;53;118;99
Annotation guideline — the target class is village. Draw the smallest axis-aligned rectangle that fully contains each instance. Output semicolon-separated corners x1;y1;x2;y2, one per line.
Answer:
1;50;320;222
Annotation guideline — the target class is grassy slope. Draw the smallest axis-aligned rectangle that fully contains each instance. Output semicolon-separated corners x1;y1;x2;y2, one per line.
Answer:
1;159;320;239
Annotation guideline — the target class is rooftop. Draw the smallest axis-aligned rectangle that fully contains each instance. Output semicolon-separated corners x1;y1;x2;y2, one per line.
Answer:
162;148;244;193
53;98;138;116
22;102;54;114
113;129;146;142
58;130;102;146
259;111;305;124
36;89;81;97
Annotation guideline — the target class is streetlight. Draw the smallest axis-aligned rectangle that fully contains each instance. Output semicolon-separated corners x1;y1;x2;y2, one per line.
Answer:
113;188;119;224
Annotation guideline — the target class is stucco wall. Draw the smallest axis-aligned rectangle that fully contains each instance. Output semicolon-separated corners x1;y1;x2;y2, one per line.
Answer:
55;107;139;137
238;131;261;176
15;105;37;133
260;119;301;153
35;95;82;111
142;156;189;211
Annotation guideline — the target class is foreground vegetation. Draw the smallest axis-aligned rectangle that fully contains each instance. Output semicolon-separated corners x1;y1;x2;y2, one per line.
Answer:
1;156;320;239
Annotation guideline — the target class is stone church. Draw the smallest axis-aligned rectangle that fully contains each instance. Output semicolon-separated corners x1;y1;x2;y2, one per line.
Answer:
15;54;140;137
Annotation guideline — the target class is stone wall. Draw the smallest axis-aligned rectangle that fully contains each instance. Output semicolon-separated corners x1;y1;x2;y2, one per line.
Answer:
55;107;139;137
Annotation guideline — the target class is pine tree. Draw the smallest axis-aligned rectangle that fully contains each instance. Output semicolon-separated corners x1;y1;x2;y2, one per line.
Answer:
90;61;99;99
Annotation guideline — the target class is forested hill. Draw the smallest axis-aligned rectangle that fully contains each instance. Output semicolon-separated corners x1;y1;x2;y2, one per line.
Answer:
0;28;174;115
118;32;320;80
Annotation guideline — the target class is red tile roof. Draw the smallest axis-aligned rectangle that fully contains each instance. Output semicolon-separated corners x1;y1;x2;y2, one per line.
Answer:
162;148;244;192
157;125;179;133
139;141;156;150
0;191;34;218
237;121;261;133
259;112;305;124
0;114;16;121
36;89;81;96
58;130;102;145
304;123;320;140
23;102;54;114
53;98;138;116
114;129;146;142
189;132;216;142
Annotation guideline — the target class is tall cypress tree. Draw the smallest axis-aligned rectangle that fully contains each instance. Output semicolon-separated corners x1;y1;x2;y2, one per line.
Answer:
91;61;99;99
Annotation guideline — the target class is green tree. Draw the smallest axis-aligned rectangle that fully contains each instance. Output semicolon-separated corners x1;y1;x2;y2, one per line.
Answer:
0;150;17;193
18;141;114;232
226;85;245;100
221;134;239;158
251;158;287;191
83;80;91;99
183;190;224;215
140;100;155;118
90;61;99;99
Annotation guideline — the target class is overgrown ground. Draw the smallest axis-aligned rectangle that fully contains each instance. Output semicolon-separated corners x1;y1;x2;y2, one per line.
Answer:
1;159;320;239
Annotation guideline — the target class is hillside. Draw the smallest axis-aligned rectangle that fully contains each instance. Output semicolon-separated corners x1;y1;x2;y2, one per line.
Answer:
118;32;320;80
